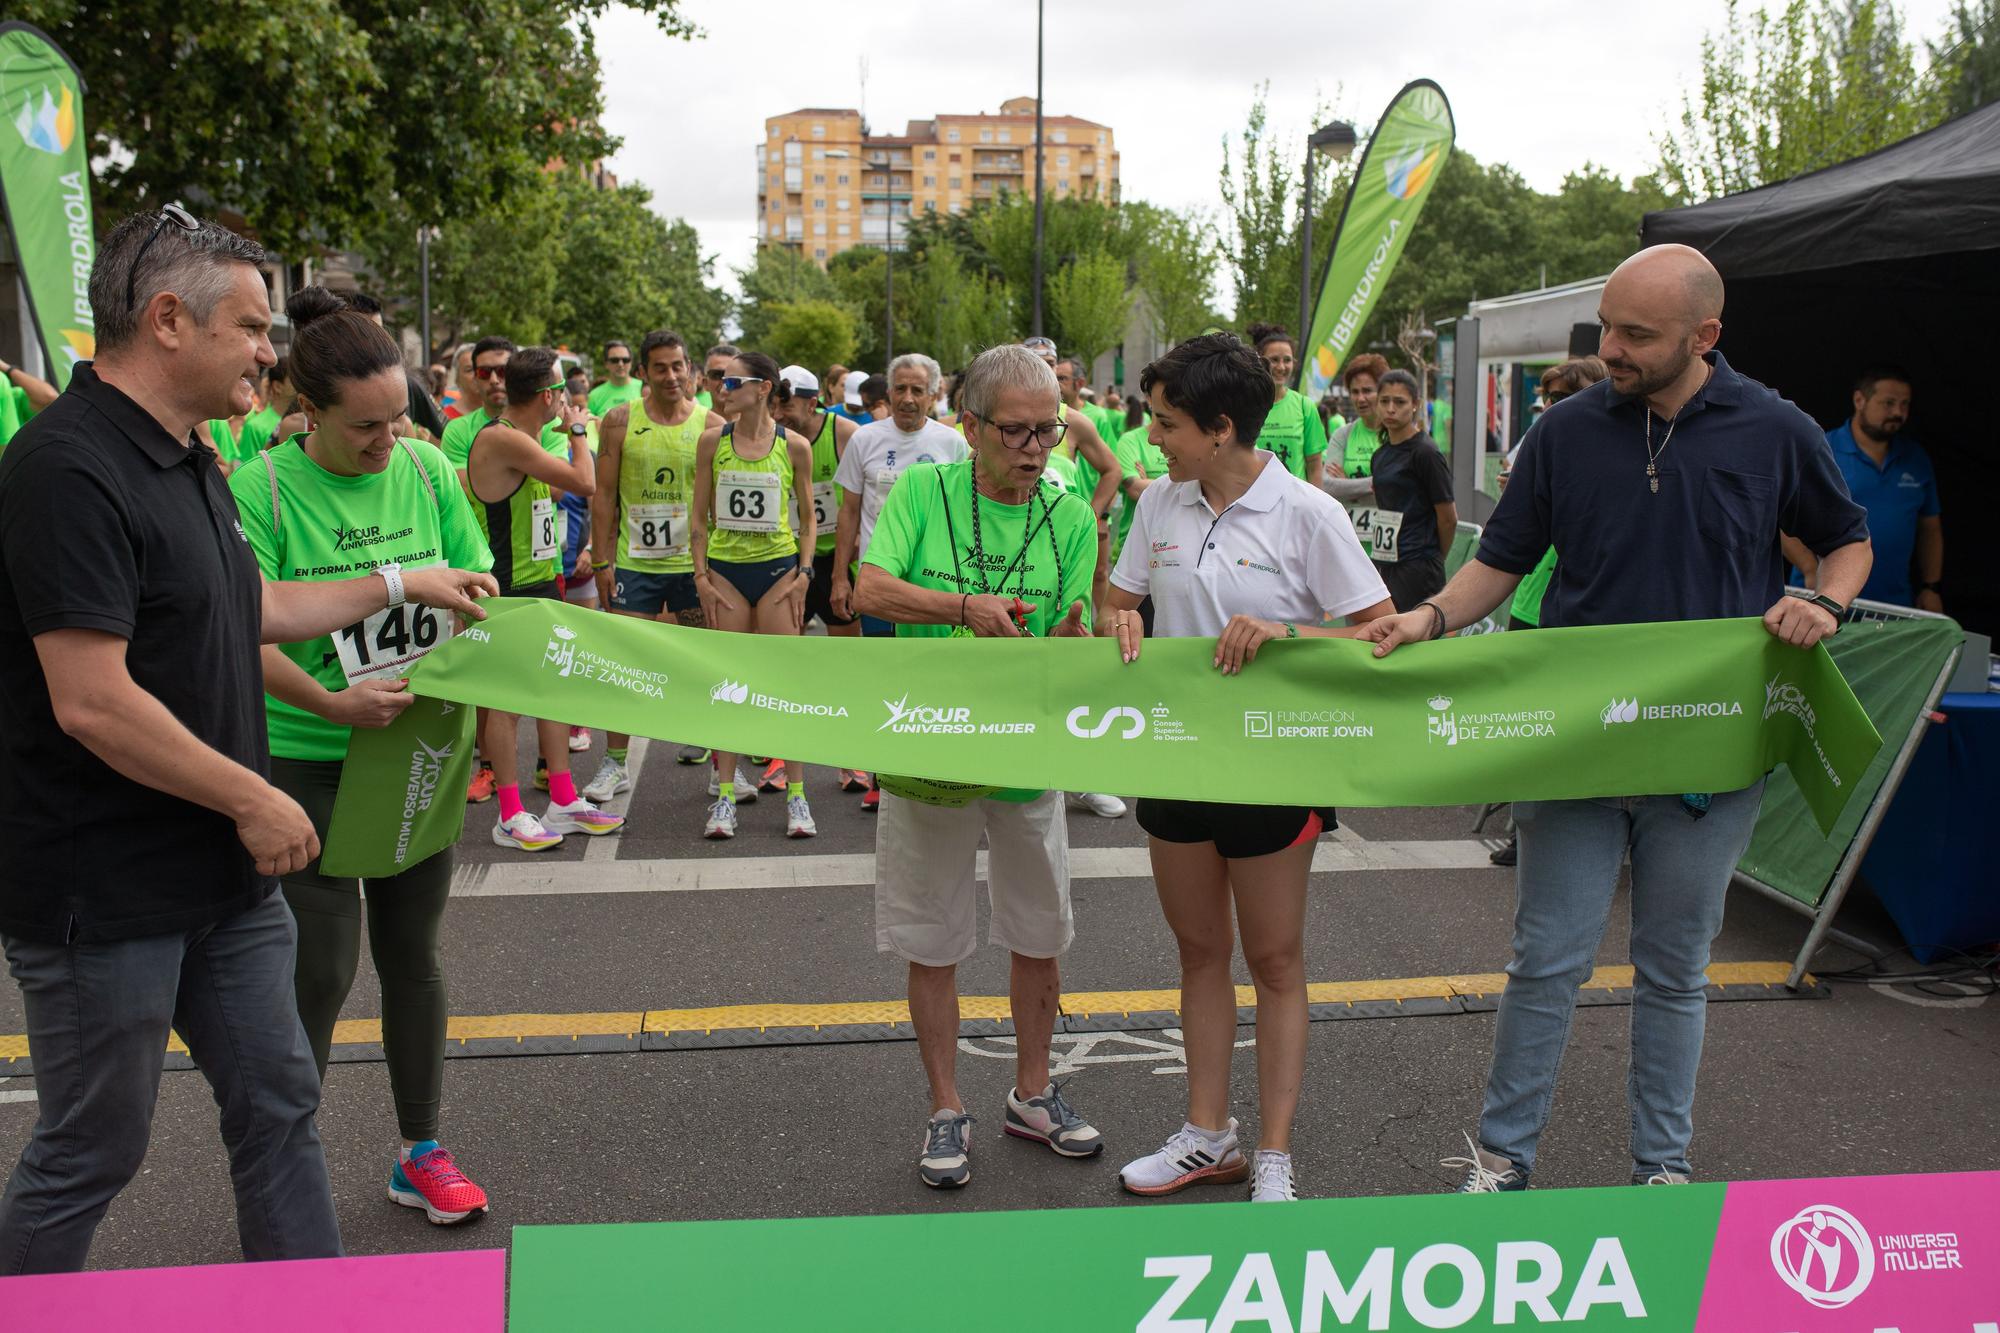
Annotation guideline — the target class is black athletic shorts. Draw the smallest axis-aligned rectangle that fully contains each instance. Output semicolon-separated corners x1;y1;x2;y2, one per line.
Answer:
512;578;564;602
807;549;857;627
1136;798;1336;860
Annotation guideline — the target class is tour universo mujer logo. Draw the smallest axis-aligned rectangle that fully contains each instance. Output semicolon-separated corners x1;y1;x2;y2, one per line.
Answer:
1771;1204;1875;1310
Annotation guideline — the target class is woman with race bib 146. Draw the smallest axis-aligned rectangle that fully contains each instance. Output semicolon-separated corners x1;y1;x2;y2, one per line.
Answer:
1103;332;1392;1204
691;350;819;841
230;287;497;1227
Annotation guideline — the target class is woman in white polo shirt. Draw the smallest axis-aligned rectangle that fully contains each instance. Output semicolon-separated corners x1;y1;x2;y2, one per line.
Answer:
1104;333;1392;1204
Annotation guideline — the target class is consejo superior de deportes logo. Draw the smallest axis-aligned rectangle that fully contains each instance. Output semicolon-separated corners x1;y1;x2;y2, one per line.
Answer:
1771;1204;1874;1310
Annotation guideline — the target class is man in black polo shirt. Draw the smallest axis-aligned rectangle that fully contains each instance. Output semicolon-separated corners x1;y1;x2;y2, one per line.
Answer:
0;208;496;1273
1365;244;1871;1192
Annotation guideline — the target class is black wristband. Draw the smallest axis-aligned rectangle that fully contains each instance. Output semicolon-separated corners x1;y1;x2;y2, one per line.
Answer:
960;593;969;626
1419;601;1446;640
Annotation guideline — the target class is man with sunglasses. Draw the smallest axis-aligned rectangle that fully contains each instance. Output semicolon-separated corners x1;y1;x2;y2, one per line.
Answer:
695;342;739;413
587;340;642;417
440;335;517;473
0;206;498;1271
853;343;1103;1190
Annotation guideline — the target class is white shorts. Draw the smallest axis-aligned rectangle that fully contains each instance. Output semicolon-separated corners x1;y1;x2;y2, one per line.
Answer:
874;789;1073;966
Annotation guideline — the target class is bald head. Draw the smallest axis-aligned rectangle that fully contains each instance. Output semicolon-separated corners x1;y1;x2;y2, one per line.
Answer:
1608;244;1724;327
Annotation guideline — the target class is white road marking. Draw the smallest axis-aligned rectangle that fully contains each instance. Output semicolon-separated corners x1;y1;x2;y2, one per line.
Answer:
959;1030;1257;1077
583;736;650;863
0;1079;33;1105
450;839;1501;899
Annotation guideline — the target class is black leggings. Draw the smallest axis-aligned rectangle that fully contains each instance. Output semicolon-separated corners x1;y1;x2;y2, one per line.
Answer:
270;756;454;1142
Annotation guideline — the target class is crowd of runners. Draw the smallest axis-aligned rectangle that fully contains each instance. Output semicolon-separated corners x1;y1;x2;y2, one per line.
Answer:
0;207;1871;1271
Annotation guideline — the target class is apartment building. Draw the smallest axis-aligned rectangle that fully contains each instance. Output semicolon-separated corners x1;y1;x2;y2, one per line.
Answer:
758;97;1119;263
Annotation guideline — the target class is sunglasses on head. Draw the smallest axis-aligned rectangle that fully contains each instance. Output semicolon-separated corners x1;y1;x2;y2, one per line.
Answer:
719;376;767;393
125;203;200;316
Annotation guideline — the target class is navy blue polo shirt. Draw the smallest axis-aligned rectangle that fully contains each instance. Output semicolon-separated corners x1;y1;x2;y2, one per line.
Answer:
1479;352;1869;628
1809;423;1937;606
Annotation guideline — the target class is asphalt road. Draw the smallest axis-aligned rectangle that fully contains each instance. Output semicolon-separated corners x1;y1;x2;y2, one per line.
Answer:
1;732;1995;1272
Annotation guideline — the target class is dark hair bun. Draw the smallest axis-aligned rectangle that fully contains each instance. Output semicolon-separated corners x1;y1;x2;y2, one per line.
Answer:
286;285;350;330
1245;322;1285;344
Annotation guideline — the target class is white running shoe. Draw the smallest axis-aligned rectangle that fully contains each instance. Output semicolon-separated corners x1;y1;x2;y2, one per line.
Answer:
786;795;817;838
1067;791;1127;818
492;811;563;851
567;726;591;753
1250;1149;1297;1202
1118;1119;1248;1196
542;797;625;836
581;755;629;803
703;798;738;840
707;764;758;803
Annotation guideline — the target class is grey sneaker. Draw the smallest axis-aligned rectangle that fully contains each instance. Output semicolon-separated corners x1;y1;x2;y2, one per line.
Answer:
1250;1149;1297;1202
676;743;710;765
581;755;629;804
707;763;757;803
1634;1168;1691;1185
702;798;737;840
1444;1133;1528;1192
1004;1079;1103;1158
920;1109;975;1189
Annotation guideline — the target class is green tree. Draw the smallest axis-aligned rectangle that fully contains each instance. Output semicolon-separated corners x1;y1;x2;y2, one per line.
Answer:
734;246;847;348
764;300;857;372
18;0;696;257
1217;86;1350;333
360;183;565;351
1046;252;1132;372
1656;0;1943;200
826;246;893;370
1931;0;2000;115
898;243;1016;373
1127;202;1222;347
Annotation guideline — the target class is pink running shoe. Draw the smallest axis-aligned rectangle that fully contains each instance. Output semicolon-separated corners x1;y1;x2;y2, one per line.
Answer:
388;1142;489;1225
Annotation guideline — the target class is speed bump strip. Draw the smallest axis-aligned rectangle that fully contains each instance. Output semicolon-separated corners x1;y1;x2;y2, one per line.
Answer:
0;963;1820;1074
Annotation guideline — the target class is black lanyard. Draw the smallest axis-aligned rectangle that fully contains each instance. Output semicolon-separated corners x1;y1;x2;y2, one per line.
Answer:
940;469;1062;615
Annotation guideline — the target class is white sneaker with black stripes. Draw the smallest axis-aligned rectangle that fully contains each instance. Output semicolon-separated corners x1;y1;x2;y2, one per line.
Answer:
1118;1118;1249;1197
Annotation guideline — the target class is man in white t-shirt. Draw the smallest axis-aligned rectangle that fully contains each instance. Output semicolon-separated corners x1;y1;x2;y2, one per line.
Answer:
831;352;968;632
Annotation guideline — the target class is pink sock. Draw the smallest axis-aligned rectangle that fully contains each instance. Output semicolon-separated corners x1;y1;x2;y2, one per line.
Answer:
549;770;579;806
498;784;525;822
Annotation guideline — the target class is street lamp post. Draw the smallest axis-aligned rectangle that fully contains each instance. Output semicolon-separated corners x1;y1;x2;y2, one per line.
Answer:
1296;120;1358;389
418;225;432;363
1030;0;1046;338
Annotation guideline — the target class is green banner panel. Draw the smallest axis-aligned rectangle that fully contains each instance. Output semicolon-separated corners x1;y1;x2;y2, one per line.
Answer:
1735;615;1962;909
0;23;94;387
322;599;1880;878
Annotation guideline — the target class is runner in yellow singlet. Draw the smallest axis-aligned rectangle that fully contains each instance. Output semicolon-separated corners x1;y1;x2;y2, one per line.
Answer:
584;329;728;801
691;351;819;841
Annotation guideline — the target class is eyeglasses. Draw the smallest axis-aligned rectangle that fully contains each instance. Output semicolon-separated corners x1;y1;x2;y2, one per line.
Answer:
605;355;631;365
473;364;509;380
982;419;1067;452
1021;337;1058;354
719;376;767;393
1543;389;1570;404
703;367;727;380
125;204;200;317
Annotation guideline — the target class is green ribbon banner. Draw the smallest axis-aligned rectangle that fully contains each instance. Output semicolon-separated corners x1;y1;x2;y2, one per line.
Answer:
323;598;1879;878
0;23;94;388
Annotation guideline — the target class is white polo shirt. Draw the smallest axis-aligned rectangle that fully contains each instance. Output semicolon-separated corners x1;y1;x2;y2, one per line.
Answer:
832;418;969;559
1110;450;1387;638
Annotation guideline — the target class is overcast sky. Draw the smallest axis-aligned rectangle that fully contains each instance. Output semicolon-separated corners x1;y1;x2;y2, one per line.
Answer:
596;0;1963;299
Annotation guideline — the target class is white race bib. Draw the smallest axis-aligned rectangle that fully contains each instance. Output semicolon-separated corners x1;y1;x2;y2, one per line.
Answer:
531;495;559;561
863;465;899;509
810;479;837;532
1352;506;1402;564
334;600;454;686
717;469;781;533
626;501;688;559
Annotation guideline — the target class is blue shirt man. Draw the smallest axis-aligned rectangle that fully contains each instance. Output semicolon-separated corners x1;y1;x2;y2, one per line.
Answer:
1787;367;1938;609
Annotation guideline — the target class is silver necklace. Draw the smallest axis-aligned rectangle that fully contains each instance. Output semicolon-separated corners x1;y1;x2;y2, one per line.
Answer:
1641;364;1711;494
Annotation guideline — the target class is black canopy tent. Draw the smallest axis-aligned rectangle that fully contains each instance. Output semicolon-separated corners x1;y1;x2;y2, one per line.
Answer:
1642;100;2000;636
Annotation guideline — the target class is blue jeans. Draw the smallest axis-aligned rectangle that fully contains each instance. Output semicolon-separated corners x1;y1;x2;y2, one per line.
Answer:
0;891;341;1272
1478;780;1765;1180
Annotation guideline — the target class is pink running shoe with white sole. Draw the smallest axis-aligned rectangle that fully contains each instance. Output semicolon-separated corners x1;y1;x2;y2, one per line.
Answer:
389;1142;489;1225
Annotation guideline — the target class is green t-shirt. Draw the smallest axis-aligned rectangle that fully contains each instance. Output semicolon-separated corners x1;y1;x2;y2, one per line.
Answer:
1430;398;1453;446
587;379;643;417
440;405;494;469
238;404;280;461
1510;547;1559;627
695;389;714;410
230;438;492;762
617;396;706;574
466;418;560;589
1338;418;1383;478
1040;451;1081;494
863;460;1098;804
1255;388;1328;481
206;417;262;466
1112;425;1168;553
0;384;34;453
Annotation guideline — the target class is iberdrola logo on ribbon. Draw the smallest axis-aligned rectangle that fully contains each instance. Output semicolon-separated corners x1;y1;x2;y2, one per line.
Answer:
14;84;74;155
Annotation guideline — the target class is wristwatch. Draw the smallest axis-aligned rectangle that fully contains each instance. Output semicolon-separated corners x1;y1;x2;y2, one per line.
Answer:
799;563;817;581
568;422;589;437
376;561;406;609
1804;591;1846;625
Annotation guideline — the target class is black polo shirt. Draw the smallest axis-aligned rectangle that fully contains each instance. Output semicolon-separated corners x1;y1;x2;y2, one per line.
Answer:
1479;352;1869;628
0;363;273;944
